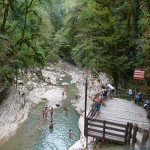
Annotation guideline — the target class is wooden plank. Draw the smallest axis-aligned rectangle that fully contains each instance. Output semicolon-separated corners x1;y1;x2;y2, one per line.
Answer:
147;131;150;150
87;132;124;144
131;124;138;150
89;121;126;131
104;102;143;108
127;123;133;148
88;128;103;134
140;129;149;150
105;120;126;127
103;120;106;139
97;115;149;125
88;118;104;123
105;126;125;133
136;138;141;148
138;126;144;134
99;119;149;129
88;122;103;128
124;122;129;145
100;110;146;118
100;109;147;117
105;131;125;138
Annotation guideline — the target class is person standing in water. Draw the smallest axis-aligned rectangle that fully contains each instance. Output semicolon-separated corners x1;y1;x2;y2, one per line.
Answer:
38;118;41;129
66;84;68;89
42;110;45;119
44;103;49;111
64;107;68;113
50;107;53;117
68;129;72;136
49;121;54;128
62;91;65;98
45;109;48;119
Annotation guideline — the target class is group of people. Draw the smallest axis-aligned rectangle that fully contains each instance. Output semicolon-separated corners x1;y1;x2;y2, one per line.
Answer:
42;104;54;119
38;82;73;136
93;83;115;116
38;104;72;136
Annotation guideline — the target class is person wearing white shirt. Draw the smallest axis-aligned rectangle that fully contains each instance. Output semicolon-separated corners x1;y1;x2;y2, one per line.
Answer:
106;84;115;99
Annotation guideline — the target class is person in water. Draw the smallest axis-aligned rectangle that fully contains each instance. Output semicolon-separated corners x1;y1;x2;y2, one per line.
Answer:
38;118;41;129
62;91;65;98
50;107;53;117
49;121;54;128
68;129;72;136
44;103;49;111
42;110;45;118
64;107;68;113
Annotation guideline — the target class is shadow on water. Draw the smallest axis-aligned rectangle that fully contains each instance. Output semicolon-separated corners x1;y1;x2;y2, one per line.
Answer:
0;75;80;150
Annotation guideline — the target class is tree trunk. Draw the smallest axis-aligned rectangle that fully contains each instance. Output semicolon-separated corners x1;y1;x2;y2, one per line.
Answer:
0;4;9;34
112;72;118;92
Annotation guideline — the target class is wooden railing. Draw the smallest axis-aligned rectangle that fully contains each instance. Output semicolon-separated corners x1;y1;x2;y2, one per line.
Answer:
87;103;97;118
117;89;135;100
86;104;150;150
125;123;150;150
86;118;126;144
118;89;150;102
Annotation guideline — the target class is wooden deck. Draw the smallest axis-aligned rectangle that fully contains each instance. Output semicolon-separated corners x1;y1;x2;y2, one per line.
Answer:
85;98;150;149
94;98;150;129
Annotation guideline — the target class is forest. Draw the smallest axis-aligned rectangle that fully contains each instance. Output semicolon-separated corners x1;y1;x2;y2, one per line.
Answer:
0;0;150;92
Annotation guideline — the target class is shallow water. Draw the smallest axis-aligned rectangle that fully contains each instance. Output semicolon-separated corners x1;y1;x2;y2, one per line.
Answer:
0;76;80;150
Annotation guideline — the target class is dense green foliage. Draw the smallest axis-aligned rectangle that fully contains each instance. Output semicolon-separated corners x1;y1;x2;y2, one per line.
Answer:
0;0;150;91
55;0;150;91
0;0;59;84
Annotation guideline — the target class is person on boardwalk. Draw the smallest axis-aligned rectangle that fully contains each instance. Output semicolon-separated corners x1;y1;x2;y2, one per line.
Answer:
101;86;107;106
49;121;54;128
64;107;68;113
93;94;102;116
106;84;115;99
50;107;53;117
68;129;72;136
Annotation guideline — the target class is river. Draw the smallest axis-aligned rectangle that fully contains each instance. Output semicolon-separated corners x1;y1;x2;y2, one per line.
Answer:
0;75;80;150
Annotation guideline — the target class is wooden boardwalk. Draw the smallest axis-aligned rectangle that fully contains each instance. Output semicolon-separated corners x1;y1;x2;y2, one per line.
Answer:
94;98;150;129
85;98;150;150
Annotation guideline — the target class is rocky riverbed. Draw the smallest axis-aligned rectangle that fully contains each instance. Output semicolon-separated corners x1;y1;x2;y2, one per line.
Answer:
0;60;109;149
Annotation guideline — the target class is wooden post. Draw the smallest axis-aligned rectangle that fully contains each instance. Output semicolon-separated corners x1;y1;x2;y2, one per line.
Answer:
140;129;149;150
126;123;133;150
124;122;129;146
86;135;88;149
133;90;136;101
131;124;138;150
147;129;150;150
134;90;136;103
84;77;88;136
103;120;106;142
